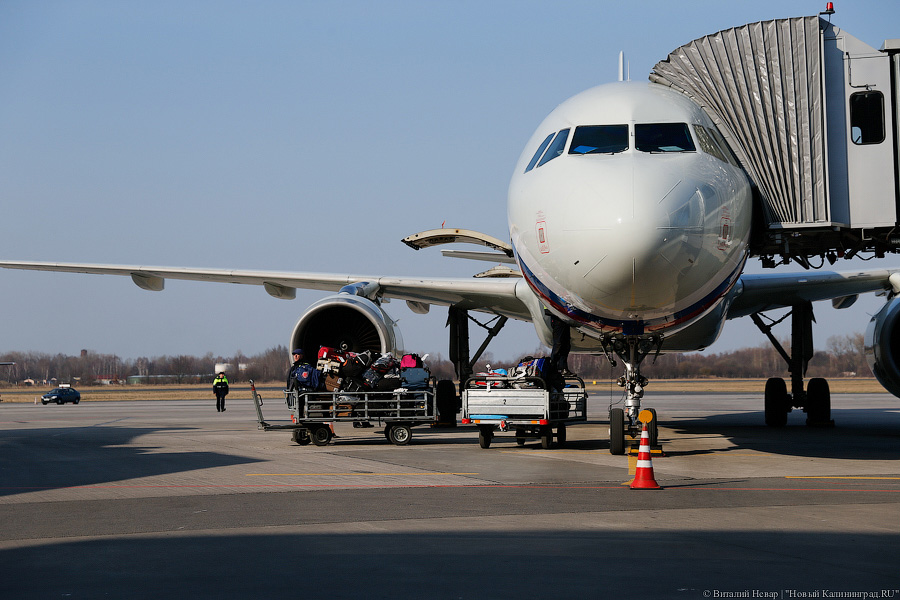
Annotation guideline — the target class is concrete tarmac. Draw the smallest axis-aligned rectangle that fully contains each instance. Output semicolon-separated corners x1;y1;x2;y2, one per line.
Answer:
1;391;899;599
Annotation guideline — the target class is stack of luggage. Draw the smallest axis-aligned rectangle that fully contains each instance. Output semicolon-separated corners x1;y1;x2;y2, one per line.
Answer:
308;348;431;393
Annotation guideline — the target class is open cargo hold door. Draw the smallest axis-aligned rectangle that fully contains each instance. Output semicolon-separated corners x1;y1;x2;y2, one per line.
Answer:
402;228;518;266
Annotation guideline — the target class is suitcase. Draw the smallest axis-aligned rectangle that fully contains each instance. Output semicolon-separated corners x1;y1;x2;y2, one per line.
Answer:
371;354;398;374
324;373;342;392
341;351;372;377
400;367;430;390
400;353;423;368
317;358;343;374
362;368;381;389
376;373;402;391
334;402;355;418
342;377;369;392
318;346;346;361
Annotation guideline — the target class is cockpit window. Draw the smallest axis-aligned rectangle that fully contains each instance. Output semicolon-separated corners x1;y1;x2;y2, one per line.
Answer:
693;124;727;163
525;132;556;173
635;123;695;153
569;125;628;155
536;128;570;167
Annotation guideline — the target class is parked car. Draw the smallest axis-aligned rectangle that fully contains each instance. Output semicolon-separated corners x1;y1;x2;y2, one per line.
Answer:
41;387;81;405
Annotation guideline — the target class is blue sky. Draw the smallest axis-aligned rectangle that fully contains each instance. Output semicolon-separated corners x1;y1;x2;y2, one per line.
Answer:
0;1;897;362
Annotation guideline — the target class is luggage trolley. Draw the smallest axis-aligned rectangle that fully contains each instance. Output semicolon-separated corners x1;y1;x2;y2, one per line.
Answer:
251;380;438;446
460;375;587;449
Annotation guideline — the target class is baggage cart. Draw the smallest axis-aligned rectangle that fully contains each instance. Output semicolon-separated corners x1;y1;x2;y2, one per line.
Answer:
460;375;587;449
251;379;438;446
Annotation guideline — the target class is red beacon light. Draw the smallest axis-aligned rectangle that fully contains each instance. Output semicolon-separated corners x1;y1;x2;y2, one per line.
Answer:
822;2;835;15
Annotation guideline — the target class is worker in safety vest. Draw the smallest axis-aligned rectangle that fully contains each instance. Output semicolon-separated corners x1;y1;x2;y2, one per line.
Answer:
213;372;229;412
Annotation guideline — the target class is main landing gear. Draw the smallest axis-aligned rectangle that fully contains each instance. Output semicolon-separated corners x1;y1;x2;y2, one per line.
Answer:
752;301;834;428
602;335;661;455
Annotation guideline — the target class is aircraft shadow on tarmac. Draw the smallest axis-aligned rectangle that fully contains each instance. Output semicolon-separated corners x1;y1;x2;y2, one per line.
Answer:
0;425;263;498
1;529;898;597
663;408;900;459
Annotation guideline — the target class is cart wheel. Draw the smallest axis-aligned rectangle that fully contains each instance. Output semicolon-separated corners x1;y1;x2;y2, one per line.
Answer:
478;426;493;449
383;425;393;441
311;426;332;446
291;429;311;446
540;426;553;449
388;424;412;445
515;428;526;446
556;423;567;448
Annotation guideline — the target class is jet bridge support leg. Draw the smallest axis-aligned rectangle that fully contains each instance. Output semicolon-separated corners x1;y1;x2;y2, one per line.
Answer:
751;302;833;427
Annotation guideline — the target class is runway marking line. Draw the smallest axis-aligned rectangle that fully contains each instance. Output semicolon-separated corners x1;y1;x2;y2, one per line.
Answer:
245;472;480;476
785;476;900;480
2;482;900;492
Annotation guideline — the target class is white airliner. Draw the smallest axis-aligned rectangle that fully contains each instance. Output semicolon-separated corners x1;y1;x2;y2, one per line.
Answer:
2;79;899;453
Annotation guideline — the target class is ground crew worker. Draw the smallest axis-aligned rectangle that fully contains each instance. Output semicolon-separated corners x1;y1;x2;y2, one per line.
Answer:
213;372;229;412
286;348;306;392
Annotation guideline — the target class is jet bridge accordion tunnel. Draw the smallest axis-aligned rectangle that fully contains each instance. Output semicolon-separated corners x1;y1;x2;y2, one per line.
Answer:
650;14;900;268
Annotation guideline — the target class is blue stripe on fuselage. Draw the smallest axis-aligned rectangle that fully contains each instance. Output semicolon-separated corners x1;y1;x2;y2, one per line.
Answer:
517;252;744;336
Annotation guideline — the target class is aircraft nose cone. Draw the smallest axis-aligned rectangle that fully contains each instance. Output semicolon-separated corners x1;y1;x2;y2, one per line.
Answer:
559;165;706;314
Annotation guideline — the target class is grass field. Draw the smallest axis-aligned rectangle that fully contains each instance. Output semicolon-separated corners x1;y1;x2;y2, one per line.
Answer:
0;377;888;403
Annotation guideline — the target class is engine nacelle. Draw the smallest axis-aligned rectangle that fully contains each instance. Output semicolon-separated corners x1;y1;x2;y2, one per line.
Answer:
865;298;900;397
290;294;404;358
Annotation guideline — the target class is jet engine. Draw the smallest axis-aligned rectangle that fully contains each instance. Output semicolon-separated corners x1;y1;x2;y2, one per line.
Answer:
289;291;404;358
865;297;900;397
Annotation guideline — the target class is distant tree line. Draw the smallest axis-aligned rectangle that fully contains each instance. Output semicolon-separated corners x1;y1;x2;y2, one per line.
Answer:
565;333;869;380
0;333;870;386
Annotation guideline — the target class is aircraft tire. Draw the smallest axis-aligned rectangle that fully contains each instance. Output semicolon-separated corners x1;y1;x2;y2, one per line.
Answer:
764;377;789;427
478;426;492;449
647;408;658;447
609;408;625;455
806;377;831;425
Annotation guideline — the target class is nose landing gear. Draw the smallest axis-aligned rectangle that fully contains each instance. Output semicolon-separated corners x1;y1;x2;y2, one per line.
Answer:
602;335;661;455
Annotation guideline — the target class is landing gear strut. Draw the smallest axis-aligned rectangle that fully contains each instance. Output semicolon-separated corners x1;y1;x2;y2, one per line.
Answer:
602;335;662;454
446;307;508;425
752;301;834;427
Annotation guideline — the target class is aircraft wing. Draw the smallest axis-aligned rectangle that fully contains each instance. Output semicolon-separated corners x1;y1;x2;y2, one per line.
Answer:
728;268;900;319
0;260;534;321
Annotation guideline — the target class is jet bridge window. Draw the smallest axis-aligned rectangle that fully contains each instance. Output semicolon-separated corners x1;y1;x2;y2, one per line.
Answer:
849;91;885;145
525;132;556;173
635;123;696;153
536;128;570;167
568;125;628;154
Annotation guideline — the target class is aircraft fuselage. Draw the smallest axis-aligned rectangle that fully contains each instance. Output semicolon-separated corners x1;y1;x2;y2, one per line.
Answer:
508;82;753;351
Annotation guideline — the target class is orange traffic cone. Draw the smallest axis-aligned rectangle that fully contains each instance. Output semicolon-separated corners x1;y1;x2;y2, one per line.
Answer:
630;422;661;490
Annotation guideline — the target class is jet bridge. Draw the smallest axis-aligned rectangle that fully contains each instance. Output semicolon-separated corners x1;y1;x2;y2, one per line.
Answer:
650;14;900;267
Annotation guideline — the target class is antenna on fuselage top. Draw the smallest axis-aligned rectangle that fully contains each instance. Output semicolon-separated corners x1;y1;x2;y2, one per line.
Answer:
618;51;631;82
